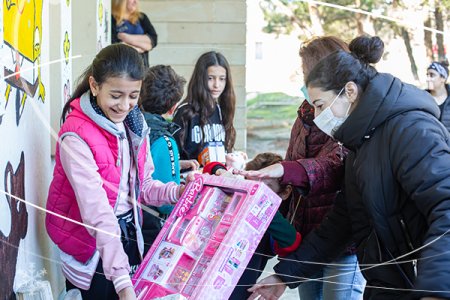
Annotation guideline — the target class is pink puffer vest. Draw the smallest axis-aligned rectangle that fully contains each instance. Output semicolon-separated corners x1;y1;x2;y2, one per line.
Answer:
46;97;147;263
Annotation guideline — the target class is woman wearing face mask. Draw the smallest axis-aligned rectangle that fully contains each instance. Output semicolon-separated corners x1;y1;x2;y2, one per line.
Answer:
247;35;450;300
235;36;365;300
426;61;450;131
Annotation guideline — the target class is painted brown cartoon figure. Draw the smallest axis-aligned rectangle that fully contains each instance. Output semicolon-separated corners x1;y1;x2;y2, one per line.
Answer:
0;152;28;300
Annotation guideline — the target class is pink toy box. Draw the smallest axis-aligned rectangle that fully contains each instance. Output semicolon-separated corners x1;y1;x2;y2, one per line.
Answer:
132;174;281;300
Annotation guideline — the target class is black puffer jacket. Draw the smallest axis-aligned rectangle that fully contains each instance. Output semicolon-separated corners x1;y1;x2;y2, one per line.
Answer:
274;73;450;299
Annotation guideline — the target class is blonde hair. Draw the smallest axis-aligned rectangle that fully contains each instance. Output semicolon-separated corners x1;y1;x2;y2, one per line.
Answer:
112;0;140;25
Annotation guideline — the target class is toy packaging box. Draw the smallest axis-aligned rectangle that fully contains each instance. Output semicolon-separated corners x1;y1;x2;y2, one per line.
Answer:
197;142;226;166
132;174;281;300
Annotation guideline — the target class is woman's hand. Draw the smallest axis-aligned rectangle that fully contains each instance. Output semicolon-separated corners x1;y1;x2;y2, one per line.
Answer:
247;275;286;300
118;286;137;300
234;163;284;180
180;159;200;171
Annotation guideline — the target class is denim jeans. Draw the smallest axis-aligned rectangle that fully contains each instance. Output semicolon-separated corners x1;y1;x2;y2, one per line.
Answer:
298;254;365;300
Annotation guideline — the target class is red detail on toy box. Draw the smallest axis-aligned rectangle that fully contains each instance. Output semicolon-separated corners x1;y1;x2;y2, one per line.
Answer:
249;184;259;196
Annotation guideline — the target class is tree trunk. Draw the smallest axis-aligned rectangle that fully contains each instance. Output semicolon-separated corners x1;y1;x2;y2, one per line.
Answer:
401;28;419;81
424;17;434;61
434;5;446;62
307;3;324;36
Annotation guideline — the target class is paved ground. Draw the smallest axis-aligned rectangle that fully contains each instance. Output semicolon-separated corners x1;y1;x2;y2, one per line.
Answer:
258;258;300;300
246;117;300;300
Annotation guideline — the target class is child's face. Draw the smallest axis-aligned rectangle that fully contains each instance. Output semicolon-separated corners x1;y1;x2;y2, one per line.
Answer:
90;76;142;123
207;65;226;100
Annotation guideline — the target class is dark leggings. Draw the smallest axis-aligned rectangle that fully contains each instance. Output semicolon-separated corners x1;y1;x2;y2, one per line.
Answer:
66;259;119;300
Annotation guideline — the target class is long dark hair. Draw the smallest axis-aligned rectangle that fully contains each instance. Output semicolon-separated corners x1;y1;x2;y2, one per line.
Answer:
61;43;145;123
177;51;236;152
306;35;384;94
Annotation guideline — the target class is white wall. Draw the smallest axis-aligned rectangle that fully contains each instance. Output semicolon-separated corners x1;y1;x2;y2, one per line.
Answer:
0;0;62;298
246;0;302;97
0;1;245;298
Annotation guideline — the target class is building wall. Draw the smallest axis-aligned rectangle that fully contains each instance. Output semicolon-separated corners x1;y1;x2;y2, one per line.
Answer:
0;1;246;298
0;0;112;298
0;0;59;298
140;0;247;151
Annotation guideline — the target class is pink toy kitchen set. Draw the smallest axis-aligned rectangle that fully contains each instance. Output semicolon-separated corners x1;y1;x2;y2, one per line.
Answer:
132;174;281;300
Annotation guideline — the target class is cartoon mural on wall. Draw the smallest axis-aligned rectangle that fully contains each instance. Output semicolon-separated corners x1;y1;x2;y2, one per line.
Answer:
0;152;28;300
3;0;45;125
0;3;6;124
62;31;71;102
96;0;110;51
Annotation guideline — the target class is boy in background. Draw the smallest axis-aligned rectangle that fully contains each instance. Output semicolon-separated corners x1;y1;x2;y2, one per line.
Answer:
140;65;199;254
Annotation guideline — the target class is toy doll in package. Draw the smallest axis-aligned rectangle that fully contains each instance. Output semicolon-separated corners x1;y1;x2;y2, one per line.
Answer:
132;174;281;300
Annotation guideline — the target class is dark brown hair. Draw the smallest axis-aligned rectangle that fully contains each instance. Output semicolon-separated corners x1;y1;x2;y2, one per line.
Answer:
245;152;283;171
306;35;384;94
245;153;289;192
140;65;186;115
61;44;145;123
177;51;236;152
300;36;349;78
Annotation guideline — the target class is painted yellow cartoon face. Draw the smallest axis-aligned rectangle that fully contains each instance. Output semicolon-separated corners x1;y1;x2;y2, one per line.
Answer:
63;31;70;64
98;0;103;25
4;0;43;61
3;0;45;120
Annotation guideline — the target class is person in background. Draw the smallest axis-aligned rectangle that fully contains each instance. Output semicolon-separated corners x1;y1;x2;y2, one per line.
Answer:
248;35;450;300
111;0;157;67
173;51;236;166
139;65;199;254
426;61;450;131
237;36;365;300
46;44;183;300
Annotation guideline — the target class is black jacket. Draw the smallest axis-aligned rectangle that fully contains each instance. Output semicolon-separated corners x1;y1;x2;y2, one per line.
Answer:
274;73;450;299
425;84;450;132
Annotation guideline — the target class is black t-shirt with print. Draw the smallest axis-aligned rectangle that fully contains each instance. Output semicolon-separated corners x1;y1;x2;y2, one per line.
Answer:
172;103;225;161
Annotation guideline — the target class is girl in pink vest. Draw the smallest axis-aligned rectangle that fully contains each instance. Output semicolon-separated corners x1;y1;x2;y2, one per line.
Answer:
46;44;182;300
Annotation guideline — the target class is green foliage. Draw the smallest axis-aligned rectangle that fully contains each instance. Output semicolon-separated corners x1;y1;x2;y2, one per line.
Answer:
260;0;393;40
247;92;300;120
260;0;310;35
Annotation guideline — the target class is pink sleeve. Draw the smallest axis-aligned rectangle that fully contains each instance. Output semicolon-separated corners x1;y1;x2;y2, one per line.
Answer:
140;141;181;206
60;135;132;293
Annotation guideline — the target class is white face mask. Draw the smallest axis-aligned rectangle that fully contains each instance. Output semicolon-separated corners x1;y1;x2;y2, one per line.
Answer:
313;88;351;138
